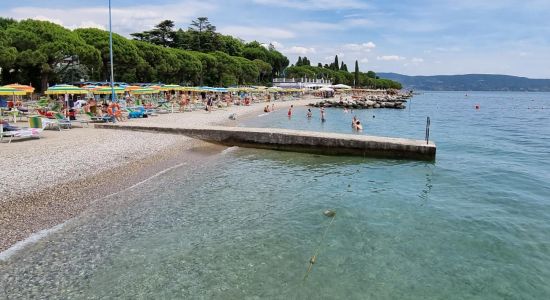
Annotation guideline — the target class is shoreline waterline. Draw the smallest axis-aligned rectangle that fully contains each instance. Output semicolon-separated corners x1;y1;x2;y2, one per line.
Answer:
0;97;313;253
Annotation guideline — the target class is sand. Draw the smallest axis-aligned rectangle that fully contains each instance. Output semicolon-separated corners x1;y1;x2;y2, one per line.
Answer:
0;97;313;252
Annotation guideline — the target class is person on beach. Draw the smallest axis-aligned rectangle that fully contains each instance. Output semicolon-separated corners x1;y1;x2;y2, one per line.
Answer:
271;103;275;111
307;108;312;118
288;105;293;118
320;107;326;122
206;96;213;112
264;105;270;113
102;103;116;123
112;102;124;122
89;98;98;115
179;94;186;112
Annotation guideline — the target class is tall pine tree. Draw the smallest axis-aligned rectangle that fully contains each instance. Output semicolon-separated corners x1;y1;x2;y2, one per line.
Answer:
334;55;339;70
297;56;303;66
354;60;360;87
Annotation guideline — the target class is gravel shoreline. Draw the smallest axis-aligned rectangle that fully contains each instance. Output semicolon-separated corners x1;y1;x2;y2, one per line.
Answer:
0;97;313;253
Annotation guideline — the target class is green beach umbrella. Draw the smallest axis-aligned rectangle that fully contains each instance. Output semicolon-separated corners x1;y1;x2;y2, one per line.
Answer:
130;88;158;95
44;84;87;95
92;86;125;95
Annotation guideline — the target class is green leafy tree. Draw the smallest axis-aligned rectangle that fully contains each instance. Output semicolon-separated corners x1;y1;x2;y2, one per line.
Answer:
188;17;218;52
253;59;272;84
6;20;101;91
76;28;141;83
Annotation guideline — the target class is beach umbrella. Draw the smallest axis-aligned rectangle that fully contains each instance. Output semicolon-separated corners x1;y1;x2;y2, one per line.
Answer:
130;88;158;95
3;83;35;94
319;87;334;92
124;85;142;92
92;86;125;95
44;84;87;95
0;86;26;96
160;84;184;91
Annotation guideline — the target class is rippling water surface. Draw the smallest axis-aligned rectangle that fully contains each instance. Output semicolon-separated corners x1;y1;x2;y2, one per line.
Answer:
1;92;549;299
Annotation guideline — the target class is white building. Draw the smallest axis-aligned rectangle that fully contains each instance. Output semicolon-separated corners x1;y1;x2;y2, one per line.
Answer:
273;78;333;89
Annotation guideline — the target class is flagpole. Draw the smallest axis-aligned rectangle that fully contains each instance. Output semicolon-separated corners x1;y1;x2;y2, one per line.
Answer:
109;0;116;103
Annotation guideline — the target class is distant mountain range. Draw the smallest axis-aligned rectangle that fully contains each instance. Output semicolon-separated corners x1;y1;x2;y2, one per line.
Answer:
378;73;550;92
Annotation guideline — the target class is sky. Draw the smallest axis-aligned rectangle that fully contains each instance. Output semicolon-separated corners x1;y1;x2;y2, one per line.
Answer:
2;0;550;78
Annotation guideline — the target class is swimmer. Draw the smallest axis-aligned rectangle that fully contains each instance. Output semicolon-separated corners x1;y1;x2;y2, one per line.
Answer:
307;108;312;118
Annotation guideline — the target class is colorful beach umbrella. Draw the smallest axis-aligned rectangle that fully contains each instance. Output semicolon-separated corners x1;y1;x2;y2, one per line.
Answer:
130;88;158;95
3;83;35;93
0;86;26;96
92;86;125;95
160;84;184;91
124;85;142;92
44;84;87;95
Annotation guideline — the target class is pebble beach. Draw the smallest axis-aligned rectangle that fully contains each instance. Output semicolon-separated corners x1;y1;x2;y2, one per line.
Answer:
0;98;312;253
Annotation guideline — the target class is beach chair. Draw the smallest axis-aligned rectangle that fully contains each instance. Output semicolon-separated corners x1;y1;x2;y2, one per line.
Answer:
126;107;144;118
40;117;62;131
51;113;72;129
84;112;106;123
54;113;89;127
1;121;42;143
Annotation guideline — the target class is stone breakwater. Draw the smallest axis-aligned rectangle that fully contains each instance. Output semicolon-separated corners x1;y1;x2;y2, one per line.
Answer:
309;93;412;110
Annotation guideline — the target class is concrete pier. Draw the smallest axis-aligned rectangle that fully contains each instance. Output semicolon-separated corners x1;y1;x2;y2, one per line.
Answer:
95;124;436;161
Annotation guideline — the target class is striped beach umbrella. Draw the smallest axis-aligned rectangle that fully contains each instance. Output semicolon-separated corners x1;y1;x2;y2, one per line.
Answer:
92;86;125;95
0;86;27;96
3;83;35;94
130;88;158;95
124;85;142;92
44;84;87;95
160;84;184;91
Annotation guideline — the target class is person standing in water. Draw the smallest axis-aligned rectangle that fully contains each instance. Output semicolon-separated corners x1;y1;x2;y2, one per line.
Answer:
307;108;312;118
320;107;326;122
288;105;293;118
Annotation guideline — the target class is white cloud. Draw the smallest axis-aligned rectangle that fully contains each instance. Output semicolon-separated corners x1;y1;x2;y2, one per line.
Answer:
411;57;424;63
377;55;406;61
284;46;316;55
9;2;217;36
253;0;368;10
360;58;369;63
343;42;376;52
220;26;295;41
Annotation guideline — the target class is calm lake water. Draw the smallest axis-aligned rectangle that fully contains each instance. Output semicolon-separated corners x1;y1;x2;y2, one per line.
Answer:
1;92;549;299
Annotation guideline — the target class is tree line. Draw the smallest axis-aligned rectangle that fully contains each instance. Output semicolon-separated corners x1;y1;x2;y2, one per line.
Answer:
288;55;401;90
0;17;401;92
0;18;288;91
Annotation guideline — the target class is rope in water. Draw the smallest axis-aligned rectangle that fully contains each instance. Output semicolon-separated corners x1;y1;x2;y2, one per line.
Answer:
303;211;336;282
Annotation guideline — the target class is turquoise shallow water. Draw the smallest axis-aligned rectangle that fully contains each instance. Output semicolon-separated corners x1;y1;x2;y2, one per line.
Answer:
1;92;549;299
